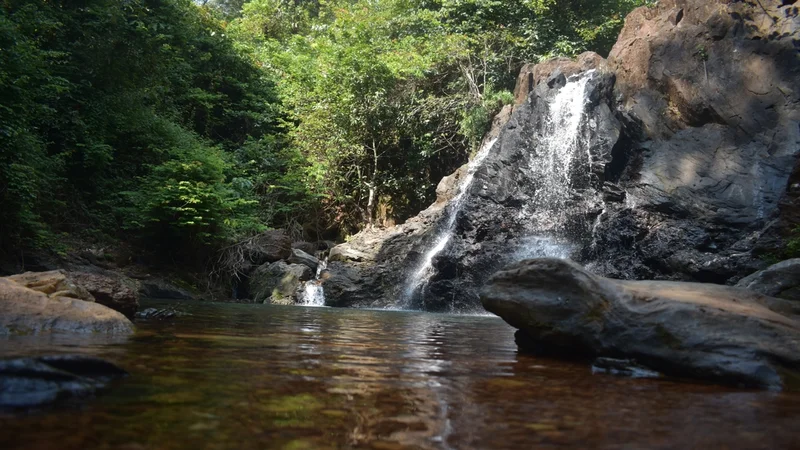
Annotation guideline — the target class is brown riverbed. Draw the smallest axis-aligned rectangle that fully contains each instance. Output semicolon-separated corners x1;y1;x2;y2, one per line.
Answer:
1;300;799;449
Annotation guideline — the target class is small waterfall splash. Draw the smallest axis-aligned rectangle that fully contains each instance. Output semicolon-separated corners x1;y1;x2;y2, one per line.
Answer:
519;70;596;254
300;258;327;307
400;137;500;307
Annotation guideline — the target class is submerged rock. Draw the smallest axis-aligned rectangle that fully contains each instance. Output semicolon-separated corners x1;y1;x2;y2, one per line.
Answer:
481;258;800;390
591;357;661;379
0;278;134;336
135;306;188;320
0;355;127;408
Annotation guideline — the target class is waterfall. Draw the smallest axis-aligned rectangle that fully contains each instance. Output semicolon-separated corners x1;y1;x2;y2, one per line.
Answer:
300;258;327;307
518;70;596;256
398;70;597;310
400;137;499;307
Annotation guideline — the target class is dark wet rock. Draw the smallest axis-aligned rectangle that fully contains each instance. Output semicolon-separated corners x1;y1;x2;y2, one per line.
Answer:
0;278;134;336
321;260;389;308
0;355;127;408
67;271;140;319
288;248;320;271
481;258;800;390
250;262;313;305
737;259;800;301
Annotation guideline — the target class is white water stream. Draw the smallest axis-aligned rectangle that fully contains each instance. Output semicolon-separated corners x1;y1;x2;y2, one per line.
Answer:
513;70;596;261
520;70;595;240
399;137;499;307
300;258;328;307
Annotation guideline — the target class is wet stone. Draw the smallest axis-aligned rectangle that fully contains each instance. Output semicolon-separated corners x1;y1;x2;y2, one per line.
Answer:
0;355;128;409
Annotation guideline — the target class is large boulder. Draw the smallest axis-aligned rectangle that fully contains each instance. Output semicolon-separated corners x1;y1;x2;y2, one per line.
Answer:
481;258;800;390
737;259;800;301
250;261;313;305
68;271;140;319
0;278;134;335
248;230;292;265
288;248;320;272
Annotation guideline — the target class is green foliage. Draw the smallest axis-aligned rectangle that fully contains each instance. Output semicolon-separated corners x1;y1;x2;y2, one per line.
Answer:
0;0;290;262
461;89;515;152
696;44;709;61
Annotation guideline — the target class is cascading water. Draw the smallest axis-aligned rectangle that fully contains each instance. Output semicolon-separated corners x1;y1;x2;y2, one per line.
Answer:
397;70;599;311
300;258;327;307
518;70;597;257
400;137;499;307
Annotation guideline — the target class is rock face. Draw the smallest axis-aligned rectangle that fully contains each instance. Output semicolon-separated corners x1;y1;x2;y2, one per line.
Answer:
481;258;800;390
322;0;800;311
0;355;127;408
737;259;800;301
588;0;800;282
0;277;134;335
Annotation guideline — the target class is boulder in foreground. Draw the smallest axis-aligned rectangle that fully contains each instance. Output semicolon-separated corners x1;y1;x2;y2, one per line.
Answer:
0;277;134;336
481;258;800;390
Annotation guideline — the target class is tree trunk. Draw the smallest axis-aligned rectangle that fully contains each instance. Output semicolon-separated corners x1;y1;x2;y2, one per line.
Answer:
366;139;379;229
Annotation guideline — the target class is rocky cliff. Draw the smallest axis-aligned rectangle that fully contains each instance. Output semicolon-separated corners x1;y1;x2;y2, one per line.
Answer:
323;0;800;311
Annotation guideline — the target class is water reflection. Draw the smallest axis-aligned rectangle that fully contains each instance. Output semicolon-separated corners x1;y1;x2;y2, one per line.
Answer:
0;301;799;449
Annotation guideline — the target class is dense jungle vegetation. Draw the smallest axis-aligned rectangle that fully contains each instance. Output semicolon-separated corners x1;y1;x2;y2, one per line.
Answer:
0;0;646;268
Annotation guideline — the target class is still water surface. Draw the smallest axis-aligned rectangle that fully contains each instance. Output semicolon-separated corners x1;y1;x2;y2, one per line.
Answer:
2;300;800;449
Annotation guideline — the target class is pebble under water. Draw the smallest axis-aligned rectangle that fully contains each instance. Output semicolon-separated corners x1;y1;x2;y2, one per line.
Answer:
1;300;800;449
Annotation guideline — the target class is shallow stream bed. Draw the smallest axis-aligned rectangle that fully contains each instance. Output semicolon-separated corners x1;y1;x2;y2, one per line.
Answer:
1;300;799;449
